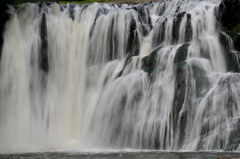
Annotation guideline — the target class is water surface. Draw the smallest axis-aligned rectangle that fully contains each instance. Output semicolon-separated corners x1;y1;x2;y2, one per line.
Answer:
1;151;240;159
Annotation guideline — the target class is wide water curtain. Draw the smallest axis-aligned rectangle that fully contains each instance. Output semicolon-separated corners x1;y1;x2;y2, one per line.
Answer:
0;0;240;152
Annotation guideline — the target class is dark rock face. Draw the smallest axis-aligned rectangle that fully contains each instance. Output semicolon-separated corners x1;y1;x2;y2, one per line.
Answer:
133;5;151;25
127;17;140;57
132;5;152;37
152;12;192;48
68;4;76;20
173;44;189;64
152;17;167;48
141;46;162;76
172;45;189;143
0;3;9;60
220;0;240;31
172;12;186;44
173;44;213;149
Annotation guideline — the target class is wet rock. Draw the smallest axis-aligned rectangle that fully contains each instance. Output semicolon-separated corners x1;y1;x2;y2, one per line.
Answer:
154;0;166;16
132;4;152;37
173;12;192;43
172;63;187;137
152;17;167;48
174;43;189;64
127;17;140;57
68;4;76;20
173;44;212;149
189;61;211;97
89;19;115;64
141;46;162;76
172;12;186;43
153;12;192;47
95;7;109;21
175;0;185;13
133;5;151;25
141;23;152;37
172;44;189;144
185;13;192;42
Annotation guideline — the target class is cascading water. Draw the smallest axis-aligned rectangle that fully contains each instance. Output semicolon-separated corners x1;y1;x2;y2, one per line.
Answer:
0;0;240;153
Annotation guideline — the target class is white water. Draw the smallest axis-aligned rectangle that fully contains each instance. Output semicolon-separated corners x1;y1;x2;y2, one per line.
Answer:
0;0;240;153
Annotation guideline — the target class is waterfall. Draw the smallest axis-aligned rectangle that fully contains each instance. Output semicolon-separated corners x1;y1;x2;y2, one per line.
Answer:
0;0;240;153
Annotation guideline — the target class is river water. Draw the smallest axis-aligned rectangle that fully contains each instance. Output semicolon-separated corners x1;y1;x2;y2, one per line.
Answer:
1;151;240;159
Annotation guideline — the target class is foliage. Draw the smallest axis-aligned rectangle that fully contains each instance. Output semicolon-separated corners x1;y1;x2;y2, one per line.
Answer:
231;23;240;33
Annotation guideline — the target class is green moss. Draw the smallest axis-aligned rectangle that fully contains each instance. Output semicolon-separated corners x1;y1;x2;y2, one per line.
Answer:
231;23;240;33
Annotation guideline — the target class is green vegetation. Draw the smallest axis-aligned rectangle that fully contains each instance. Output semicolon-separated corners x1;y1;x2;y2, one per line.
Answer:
231;23;240;33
